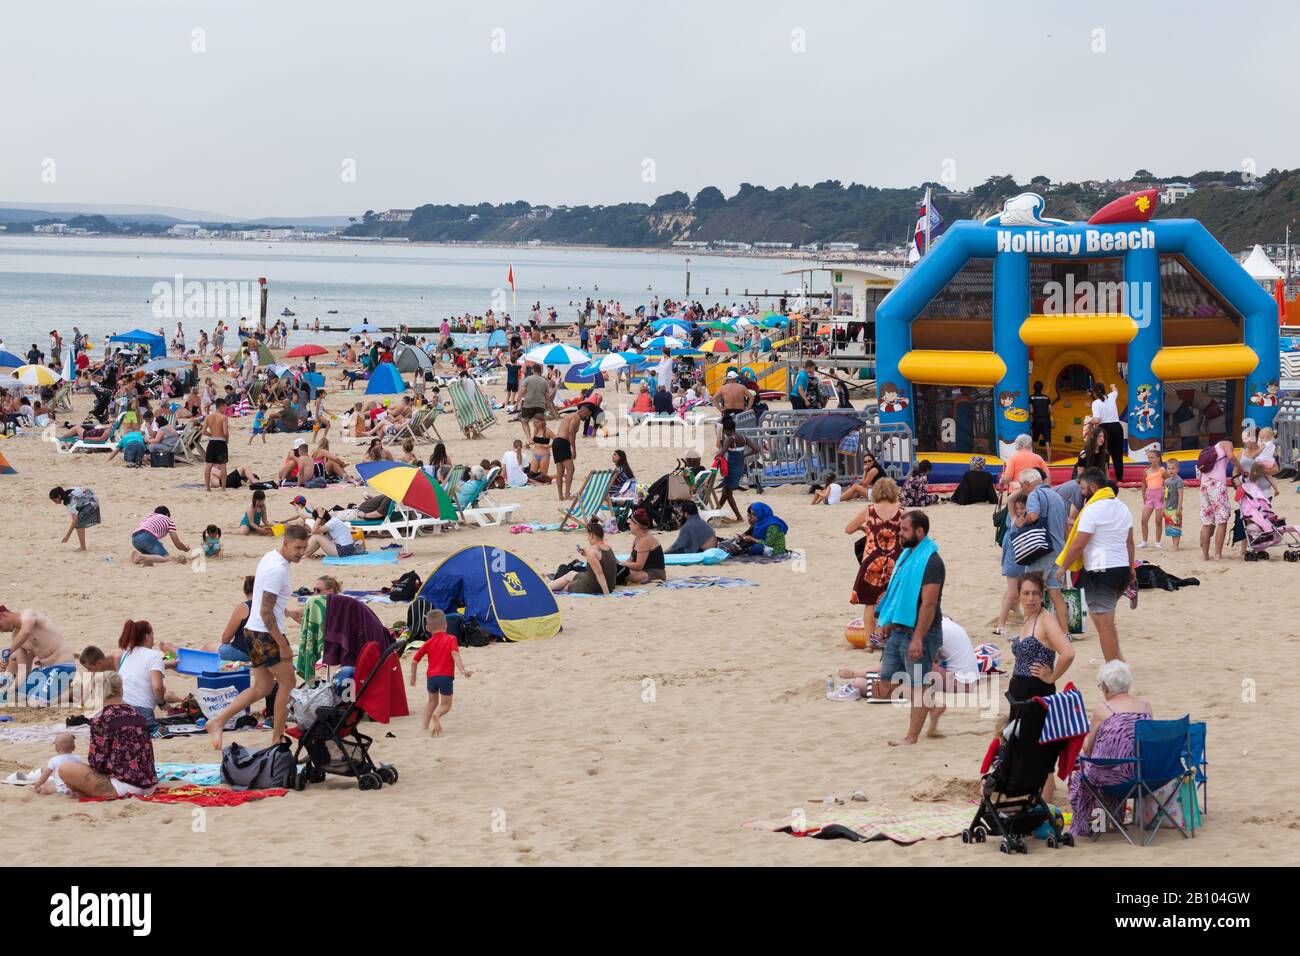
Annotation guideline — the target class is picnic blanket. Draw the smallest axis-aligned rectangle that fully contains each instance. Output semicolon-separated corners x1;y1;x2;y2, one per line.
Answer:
82;784;289;806
155;763;224;786
297;588;394;606
324;550;399;566
745;801;974;844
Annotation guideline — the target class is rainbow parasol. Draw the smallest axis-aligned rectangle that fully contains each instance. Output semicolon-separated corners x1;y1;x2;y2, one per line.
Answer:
354;461;459;520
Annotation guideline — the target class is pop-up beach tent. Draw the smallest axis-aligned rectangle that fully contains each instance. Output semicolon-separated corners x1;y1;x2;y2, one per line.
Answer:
417;545;561;642
108;329;166;358
0;452;15;475
364;361;406;396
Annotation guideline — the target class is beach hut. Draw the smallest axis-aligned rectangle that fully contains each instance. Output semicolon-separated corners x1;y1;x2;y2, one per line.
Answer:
364;361;406;396
0;452;15;475
108;329;167;358
416;545;561;642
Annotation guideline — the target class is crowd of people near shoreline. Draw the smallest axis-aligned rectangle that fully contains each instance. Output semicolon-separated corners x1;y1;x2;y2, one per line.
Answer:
2;310;1280;846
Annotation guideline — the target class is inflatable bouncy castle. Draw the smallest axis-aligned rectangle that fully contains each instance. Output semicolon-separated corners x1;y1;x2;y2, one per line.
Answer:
875;191;1280;480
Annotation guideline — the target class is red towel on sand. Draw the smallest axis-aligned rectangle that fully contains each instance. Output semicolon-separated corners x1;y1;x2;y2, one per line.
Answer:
354;641;409;723
82;785;288;806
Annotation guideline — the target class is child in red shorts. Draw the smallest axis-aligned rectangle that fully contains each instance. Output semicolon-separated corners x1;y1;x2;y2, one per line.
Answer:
409;609;472;737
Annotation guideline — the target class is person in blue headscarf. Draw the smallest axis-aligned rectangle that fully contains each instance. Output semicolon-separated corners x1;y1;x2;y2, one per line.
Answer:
735;501;788;556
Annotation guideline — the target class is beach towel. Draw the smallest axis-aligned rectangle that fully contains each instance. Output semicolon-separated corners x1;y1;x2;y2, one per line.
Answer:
613;548;730;566
745;801;974;844
558;589;646;598
658;575;757;590
324;550;399;565
155;763;224;786
81;784;288;806
0;722;90;745
322;594;393;668
1057;486;1116;573
873;537;939;629
294;595;327;682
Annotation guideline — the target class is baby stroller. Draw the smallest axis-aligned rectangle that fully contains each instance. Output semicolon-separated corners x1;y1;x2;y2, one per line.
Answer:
1240;492;1300;562
963;696;1073;854
291;636;412;791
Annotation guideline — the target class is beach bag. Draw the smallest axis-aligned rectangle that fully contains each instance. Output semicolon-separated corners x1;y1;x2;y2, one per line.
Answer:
1035;684;1090;743
973;642;1002;674
993;506;1008;546
1057;587;1086;634
387;571;422;603
149;448;174;468
221;740;296;790
667;473;692;500
1196;446;1219;473
1012;525;1051;565
288;679;340;733
458;615;492;648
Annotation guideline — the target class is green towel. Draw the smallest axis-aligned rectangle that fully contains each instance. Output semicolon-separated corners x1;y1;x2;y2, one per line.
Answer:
295;595;327;682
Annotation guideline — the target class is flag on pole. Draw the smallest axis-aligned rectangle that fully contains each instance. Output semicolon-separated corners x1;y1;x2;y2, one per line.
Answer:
908;188;945;263
508;263;516;307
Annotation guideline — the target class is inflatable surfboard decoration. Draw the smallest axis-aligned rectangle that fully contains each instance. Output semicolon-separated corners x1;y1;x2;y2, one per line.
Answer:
1087;189;1160;225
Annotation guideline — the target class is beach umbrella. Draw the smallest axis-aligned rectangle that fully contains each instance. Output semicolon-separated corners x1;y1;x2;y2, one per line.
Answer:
0;351;24;369
698;338;742;354
11;364;59;387
135;357;192;375
578;353;633;376
354;461;458;520
670;347;704;358
394;344;433;374
703;320;736;333
523;343;591;366
650;322;691;338
62;349;74;383
563;364;604;390
348;322;383;334
794;413;866;444
759;313;788;328
285;344;329;358
642;335;683;351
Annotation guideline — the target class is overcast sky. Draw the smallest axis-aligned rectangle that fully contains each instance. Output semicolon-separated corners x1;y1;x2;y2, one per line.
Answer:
2;0;1296;219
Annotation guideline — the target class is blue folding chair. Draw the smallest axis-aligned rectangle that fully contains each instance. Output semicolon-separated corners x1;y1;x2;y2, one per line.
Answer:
1186;720;1208;816
1077;715;1193;846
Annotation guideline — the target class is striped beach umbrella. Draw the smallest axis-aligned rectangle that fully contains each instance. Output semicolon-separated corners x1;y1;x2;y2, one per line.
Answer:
354;461;458;520
523;343;591;366
698;338;742;354
650;322;691;338
642;335;683;351
12;364;59;387
0;351;25;369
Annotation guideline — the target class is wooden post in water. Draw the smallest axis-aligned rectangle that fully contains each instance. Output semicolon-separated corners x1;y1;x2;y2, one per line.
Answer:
258;277;268;332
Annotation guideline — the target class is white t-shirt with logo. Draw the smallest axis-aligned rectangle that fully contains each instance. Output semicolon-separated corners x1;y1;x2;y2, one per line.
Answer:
248;549;292;633
1076;498;1133;571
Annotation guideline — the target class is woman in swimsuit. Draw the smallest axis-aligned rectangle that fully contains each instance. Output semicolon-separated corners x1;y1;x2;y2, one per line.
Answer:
549;519;618;595
841;451;883;502
620;508;666;583
1007;570;1075;800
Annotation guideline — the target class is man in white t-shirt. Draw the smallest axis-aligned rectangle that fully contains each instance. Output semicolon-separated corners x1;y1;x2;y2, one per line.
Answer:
208;525;309;750
1058;466;1134;662
304;513;366;559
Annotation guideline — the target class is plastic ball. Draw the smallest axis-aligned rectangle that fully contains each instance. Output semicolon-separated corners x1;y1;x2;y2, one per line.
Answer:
845;618;868;649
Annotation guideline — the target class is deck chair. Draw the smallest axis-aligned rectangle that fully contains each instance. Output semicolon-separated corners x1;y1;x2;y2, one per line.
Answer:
439;465;467;498
49;382;73;413
173;423;207;464
558;468;615;530
690;467;729;523
1076;715;1194;846
410;404;445;443
471;385;498;426
55;412;126;455
345;498;443;541
460;466;520;527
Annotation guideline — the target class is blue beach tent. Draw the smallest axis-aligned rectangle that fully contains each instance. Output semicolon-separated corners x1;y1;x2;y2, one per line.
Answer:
364;361;406;396
417;545;561;642
108;329;167;358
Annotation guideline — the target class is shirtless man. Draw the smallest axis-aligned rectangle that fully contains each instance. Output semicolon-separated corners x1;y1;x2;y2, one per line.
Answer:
713;371;755;415
552;403;594;500
0;605;77;703
201;397;230;491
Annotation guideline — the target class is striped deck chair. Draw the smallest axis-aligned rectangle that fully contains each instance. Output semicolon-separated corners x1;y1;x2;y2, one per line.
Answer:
173;423;207;464
557;468;615;530
411;404;445;443
448;381;491;438
49;382;73;413
470;385;497;432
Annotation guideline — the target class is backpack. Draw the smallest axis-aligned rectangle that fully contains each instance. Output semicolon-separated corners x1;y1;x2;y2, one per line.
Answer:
221;741;296;790
387;570;422;603
459;615;492;648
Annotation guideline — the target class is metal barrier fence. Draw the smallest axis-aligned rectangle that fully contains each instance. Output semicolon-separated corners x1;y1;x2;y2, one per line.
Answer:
1275;396;1300;468
735;409;914;490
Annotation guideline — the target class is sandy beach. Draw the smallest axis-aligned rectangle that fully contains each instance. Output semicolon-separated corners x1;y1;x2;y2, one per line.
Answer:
1;376;1297;867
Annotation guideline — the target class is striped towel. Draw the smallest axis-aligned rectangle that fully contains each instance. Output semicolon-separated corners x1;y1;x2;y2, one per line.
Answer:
1035;683;1090;743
